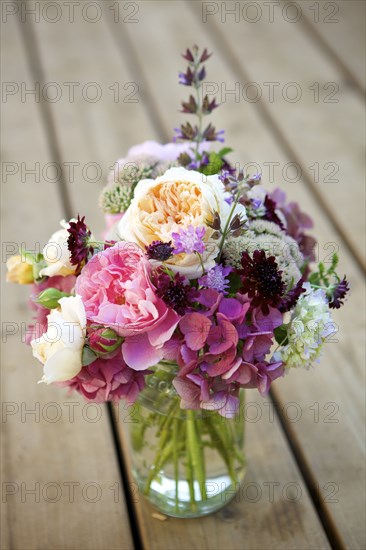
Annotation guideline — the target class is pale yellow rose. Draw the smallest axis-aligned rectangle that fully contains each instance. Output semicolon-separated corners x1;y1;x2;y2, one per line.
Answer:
118;167;246;279
31;295;86;384
6;255;34;284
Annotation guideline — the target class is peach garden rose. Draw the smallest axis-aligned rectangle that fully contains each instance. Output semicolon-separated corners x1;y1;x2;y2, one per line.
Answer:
117;166;247;279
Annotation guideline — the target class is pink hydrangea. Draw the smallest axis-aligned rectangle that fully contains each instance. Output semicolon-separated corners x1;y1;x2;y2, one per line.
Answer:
61;351;146;403
75;243;179;370
173;375;240;418
172;292;284;410
223;360;284;396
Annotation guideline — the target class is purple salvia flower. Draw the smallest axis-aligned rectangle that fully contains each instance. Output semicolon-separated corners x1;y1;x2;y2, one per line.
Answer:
179;68;194;86
172;225;206;255
225;196;234;205
249;172;262;182
187;160;200;170
251;198;263;210
219;170;232;183
197;66;206;81
198;265;232;294
215;129;225;142
200;48;211;63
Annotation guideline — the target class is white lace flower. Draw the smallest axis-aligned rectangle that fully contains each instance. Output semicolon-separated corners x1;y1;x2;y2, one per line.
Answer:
280;283;334;369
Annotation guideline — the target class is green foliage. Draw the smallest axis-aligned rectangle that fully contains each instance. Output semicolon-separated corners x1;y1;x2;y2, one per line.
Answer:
201;152;223;175
274;325;289;346
227;272;242;295
20;249;47;282
81;346;98;366
309;254;339;288
36;288;72;309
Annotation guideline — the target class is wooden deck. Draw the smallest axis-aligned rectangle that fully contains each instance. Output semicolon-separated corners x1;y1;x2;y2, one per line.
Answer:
1;1;365;548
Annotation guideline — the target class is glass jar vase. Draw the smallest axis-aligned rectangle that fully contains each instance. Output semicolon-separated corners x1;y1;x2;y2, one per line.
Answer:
125;362;246;518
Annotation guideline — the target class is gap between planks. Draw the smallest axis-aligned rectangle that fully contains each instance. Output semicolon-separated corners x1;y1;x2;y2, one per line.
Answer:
293;0;365;100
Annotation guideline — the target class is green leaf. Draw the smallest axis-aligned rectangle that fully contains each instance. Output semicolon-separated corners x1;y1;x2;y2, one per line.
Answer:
217;147;233;157
36;288;72;309
32;261;48;282
20;249;44;264
329;253;339;273
201;152;223;175
227;272;243;295
308;272;320;285
20;249;47;282
82;346;98;366
274;325;289;346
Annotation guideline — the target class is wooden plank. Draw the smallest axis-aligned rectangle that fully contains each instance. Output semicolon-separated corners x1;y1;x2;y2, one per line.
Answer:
21;4;156;236
0;15;133;550
296;0;366;95
107;1;365;548
189;0;366;270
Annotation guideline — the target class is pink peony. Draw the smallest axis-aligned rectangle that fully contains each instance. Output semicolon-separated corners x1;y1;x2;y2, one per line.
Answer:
61;351;146;403
75;243;179;370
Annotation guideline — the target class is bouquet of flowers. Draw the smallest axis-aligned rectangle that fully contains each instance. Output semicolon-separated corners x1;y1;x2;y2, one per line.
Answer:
7;46;349;517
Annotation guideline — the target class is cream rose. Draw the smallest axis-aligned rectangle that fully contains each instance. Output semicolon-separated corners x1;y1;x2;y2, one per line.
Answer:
31;295;86;384
39;220;76;278
118;167;246;278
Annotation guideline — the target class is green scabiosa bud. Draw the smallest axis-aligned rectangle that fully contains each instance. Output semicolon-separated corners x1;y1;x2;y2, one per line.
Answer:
99;184;133;214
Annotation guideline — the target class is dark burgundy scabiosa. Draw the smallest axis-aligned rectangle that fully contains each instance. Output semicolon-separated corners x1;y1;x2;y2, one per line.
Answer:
145;241;174;261
153;270;198;316
240;250;285;315
263;195;285;230
67;215;93;275
328;276;350;309
278;278;305;313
